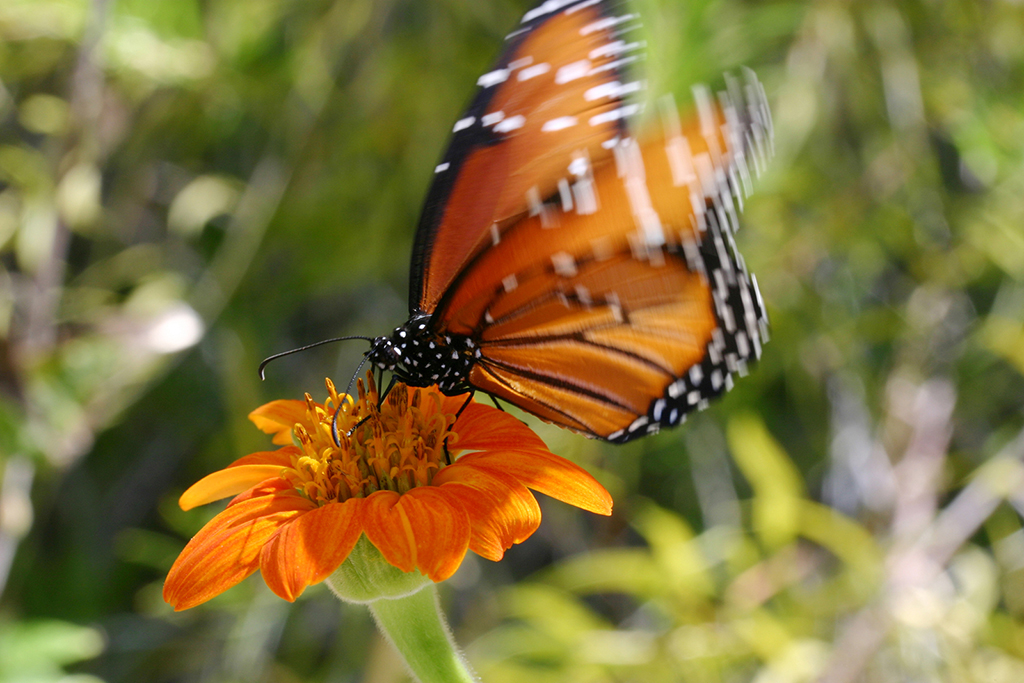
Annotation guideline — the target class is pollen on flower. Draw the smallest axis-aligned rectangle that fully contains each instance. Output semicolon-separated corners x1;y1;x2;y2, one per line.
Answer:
282;374;460;505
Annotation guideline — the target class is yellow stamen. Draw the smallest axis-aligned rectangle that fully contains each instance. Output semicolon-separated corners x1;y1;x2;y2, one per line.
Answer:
280;374;460;505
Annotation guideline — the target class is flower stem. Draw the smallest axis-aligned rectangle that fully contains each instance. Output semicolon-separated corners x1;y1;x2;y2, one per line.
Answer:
368;585;478;683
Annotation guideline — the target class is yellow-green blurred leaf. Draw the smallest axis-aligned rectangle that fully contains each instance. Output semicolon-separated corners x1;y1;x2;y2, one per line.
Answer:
727;414;804;549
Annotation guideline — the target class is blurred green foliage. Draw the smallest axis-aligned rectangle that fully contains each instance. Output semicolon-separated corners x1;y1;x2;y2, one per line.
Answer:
1;0;1024;682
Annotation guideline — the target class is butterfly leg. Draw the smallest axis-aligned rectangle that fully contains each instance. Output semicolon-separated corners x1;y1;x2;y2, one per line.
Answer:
376;373;397;408
487;393;532;429
331;372;399;447
444;391;475;464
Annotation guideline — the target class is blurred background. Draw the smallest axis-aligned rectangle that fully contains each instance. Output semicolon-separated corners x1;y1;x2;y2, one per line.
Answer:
2;0;1024;681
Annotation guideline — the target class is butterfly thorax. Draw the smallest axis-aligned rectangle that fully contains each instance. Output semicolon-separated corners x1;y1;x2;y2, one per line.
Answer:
366;312;480;395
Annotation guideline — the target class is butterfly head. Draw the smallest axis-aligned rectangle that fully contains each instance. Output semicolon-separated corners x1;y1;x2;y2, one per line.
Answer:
366;334;400;372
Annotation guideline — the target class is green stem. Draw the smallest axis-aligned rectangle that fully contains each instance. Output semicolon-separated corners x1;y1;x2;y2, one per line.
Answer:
368;585;478;683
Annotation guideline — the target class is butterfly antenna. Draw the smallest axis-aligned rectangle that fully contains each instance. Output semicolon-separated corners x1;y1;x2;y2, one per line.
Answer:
343;352;372;400
258;335;374;379
323;351;372;447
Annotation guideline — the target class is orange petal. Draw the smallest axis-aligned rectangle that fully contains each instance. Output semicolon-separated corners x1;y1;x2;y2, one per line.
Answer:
459;449;612;515
249;400;310;445
259;498;364;601
433;464;540;561
360;491;412;572
164;483;314;610
180;460;292;511
361;489;471;581
452;402;551;455
229;478;294;506
397;488;472;581
226;448;298;468
440;392;473;416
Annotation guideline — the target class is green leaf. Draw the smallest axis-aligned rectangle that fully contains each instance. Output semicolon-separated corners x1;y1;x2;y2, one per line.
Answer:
726;414;804;550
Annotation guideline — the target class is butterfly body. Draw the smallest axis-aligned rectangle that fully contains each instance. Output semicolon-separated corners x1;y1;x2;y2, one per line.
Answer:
359;0;772;443
368;313;479;396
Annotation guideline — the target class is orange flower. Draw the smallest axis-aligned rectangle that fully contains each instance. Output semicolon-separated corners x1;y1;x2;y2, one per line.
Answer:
164;375;612;610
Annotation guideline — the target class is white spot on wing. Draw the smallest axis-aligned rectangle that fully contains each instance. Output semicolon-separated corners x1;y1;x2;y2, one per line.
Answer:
542;116;578;132
628;415;649;432
659;98;697;188
693;84;722;162
558;179;573;211
453;117;475;132
589;56;640;76
606;291;623;322
434;162;450;173
589;103;641;126
478;69;510;88
522;0;576;22
494;115;526;133
518;63;551;81
581;14;636;36
526;186;543;217
589;40;643;59
566;0;601;14
584;80;642;101
556;60;591;84
551;251;577;277
569;153;599;215
614;138;665;249
481;111;505;126
502;274;518;292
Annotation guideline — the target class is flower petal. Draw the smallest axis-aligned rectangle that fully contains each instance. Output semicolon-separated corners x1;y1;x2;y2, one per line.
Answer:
362;489;471;582
227;448;298;468
259;498;364;601
459;449;613;515
249;400;310;445
452;402;551;455
434;464;541;561
398;488;472;581
360;491;411;571
440;392;473;416
179;449;298;510
164;482;315;610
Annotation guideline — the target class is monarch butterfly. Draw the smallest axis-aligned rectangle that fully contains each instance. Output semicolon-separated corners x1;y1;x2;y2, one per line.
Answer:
318;0;771;443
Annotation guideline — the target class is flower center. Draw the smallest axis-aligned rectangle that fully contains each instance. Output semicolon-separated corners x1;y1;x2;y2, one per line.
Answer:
284;375;460;505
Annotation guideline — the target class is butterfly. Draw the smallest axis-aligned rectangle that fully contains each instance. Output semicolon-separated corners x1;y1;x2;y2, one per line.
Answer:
347;0;771;443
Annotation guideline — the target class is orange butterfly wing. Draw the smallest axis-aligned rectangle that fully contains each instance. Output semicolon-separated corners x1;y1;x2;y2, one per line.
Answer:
428;74;771;440
411;0;644;313
388;0;773;442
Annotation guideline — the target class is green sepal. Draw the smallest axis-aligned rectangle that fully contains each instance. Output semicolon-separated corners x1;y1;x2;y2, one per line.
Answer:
325;535;432;604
